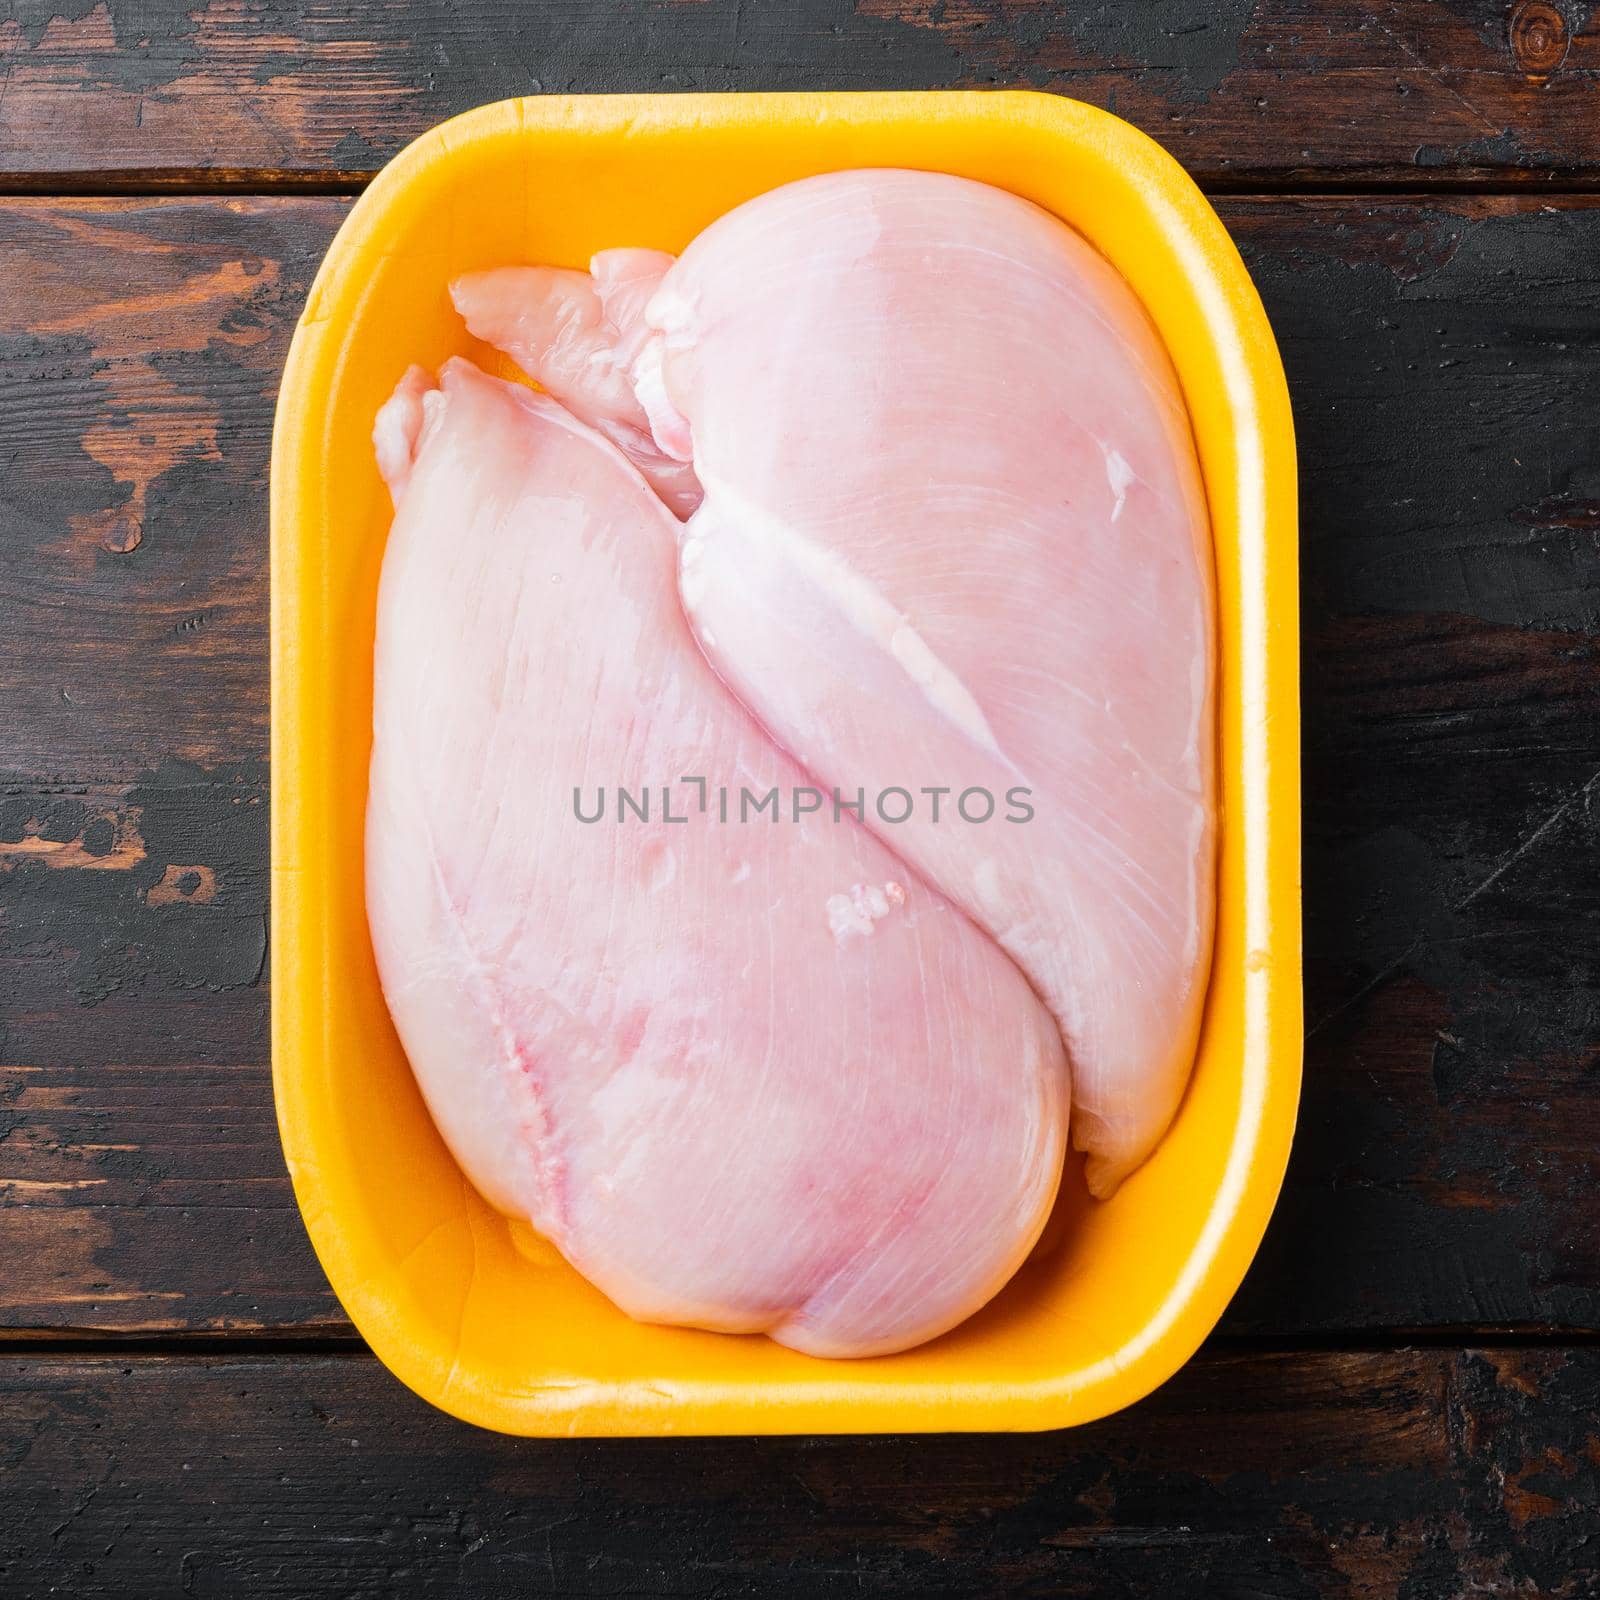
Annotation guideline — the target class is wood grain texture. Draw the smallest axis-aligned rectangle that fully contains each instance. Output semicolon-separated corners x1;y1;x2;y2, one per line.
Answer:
0;198;344;1331
3;1348;1598;1595
1225;194;1600;1336
3;193;1599;1339
0;1;1599;187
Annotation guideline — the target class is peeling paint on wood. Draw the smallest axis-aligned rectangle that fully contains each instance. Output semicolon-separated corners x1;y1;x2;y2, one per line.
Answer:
0;197;343;775
0;806;145;871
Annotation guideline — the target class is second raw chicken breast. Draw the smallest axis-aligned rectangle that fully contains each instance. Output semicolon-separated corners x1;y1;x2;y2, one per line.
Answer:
455;170;1217;1196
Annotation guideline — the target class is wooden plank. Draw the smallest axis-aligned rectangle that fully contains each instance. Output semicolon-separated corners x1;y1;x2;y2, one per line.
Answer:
2;194;1598;1337
1;2;1599;187
4;1348;1598;1594
1223;194;1600;1336
0;198;343;1331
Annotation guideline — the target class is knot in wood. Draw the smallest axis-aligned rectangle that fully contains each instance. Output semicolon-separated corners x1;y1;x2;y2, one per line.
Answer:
1509;1;1570;76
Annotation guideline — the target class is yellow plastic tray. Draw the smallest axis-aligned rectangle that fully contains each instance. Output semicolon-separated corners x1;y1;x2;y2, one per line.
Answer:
270;90;1300;1436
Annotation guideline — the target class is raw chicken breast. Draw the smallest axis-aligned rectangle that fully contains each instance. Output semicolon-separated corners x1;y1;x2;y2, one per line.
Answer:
450;252;702;518
457;170;1216;1196
366;356;1068;1357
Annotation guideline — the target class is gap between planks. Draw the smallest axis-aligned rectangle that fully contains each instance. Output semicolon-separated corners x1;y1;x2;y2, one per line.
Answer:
4;1327;1599;1361
9;170;1600;201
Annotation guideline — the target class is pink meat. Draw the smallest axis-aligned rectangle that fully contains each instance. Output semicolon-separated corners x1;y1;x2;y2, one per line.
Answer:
450;252;702;518
454;170;1216;1196
367;356;1068;1357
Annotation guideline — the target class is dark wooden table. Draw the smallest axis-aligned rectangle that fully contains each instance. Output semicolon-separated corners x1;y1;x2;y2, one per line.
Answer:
4;4;1599;1594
